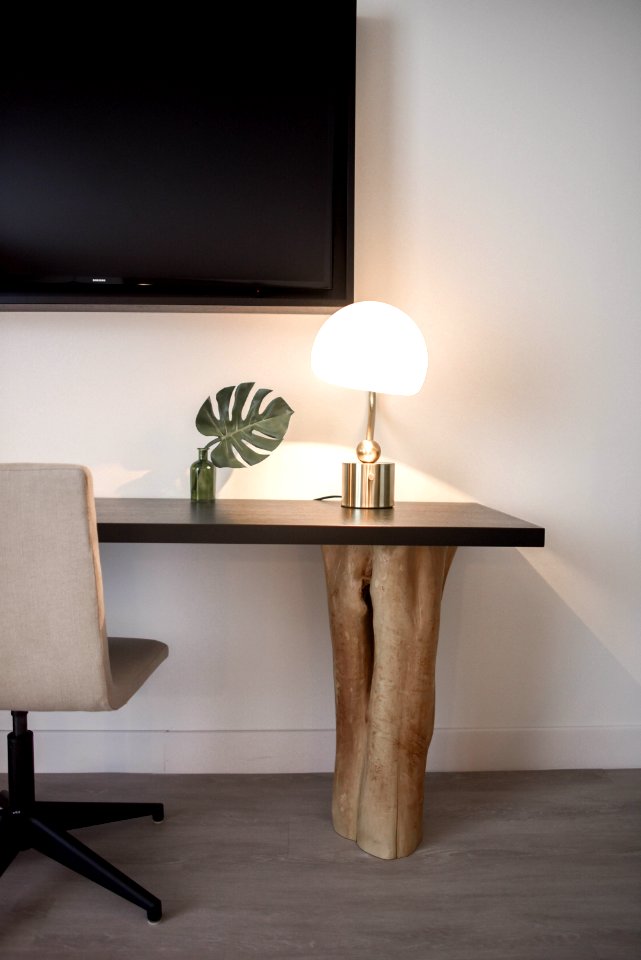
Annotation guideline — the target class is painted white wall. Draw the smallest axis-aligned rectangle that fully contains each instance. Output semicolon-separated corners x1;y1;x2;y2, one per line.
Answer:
1;0;640;772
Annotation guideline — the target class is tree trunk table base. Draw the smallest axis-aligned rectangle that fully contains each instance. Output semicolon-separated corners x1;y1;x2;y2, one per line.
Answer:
321;544;456;860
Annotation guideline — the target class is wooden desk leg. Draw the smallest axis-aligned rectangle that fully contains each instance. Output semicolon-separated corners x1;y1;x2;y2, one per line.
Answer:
321;543;456;860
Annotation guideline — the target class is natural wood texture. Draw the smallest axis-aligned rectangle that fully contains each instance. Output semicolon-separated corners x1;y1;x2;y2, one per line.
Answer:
323;544;456;859
95;498;545;547
0;771;638;958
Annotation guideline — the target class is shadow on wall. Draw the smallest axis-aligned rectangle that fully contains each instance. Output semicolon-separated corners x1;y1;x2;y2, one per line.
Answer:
436;547;641;740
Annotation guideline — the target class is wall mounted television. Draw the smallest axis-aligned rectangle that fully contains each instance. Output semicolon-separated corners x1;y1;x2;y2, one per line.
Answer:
0;2;355;311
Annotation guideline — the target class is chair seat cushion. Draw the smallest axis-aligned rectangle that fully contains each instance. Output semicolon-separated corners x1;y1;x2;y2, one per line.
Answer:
108;637;169;710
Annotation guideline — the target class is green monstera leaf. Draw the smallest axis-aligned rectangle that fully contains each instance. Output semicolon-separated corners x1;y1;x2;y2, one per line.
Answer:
196;382;294;468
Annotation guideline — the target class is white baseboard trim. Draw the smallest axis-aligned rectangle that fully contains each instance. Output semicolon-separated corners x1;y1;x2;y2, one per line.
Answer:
0;725;639;774
426;725;641;771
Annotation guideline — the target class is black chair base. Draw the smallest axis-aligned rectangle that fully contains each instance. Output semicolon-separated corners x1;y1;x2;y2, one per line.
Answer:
0;712;163;922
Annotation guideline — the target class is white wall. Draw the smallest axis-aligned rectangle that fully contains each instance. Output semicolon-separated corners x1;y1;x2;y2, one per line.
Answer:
1;0;640;772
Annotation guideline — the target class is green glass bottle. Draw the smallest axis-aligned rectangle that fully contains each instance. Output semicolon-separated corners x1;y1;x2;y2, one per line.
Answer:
190;447;215;501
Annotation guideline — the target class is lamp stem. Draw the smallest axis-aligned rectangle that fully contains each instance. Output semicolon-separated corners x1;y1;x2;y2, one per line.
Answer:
346;390;393;506
366;391;377;443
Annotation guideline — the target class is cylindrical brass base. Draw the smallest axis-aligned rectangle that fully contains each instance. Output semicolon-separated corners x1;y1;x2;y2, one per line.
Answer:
341;461;395;508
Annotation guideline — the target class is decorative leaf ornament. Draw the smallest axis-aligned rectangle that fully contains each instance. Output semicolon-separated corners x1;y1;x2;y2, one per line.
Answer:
195;382;294;468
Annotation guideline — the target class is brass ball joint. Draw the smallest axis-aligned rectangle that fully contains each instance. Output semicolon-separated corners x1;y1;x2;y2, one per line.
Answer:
356;438;382;464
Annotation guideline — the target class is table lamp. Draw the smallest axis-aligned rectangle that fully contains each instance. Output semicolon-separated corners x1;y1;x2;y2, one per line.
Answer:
311;300;428;508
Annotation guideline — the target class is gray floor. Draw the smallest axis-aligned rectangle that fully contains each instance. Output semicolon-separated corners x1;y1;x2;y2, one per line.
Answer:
0;770;639;960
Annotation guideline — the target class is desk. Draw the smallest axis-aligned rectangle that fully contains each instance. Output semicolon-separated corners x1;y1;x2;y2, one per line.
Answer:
96;498;545;859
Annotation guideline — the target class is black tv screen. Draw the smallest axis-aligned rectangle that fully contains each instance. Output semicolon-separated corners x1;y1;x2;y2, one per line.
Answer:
0;3;355;309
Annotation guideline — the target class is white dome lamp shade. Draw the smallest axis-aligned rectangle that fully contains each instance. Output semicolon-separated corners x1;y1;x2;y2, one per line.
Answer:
311;300;428;508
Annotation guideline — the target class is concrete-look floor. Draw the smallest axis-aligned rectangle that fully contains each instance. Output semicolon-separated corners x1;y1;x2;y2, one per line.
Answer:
0;770;639;960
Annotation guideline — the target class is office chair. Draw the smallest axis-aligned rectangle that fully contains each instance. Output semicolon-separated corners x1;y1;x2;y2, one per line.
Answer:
0;463;169;922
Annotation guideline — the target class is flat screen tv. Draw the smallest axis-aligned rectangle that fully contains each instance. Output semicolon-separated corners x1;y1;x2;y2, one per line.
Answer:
0;3;355;310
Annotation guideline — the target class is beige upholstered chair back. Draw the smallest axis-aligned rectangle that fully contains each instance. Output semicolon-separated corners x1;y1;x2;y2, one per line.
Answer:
0;463;117;711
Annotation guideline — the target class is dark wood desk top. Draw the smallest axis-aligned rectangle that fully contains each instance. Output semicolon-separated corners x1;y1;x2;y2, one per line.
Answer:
95;498;545;548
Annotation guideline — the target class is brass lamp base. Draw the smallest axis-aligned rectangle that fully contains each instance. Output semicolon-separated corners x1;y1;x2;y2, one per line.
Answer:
341;462;395;508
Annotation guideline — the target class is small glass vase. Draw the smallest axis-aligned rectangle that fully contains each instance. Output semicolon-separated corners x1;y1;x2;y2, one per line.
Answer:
190;447;215;502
